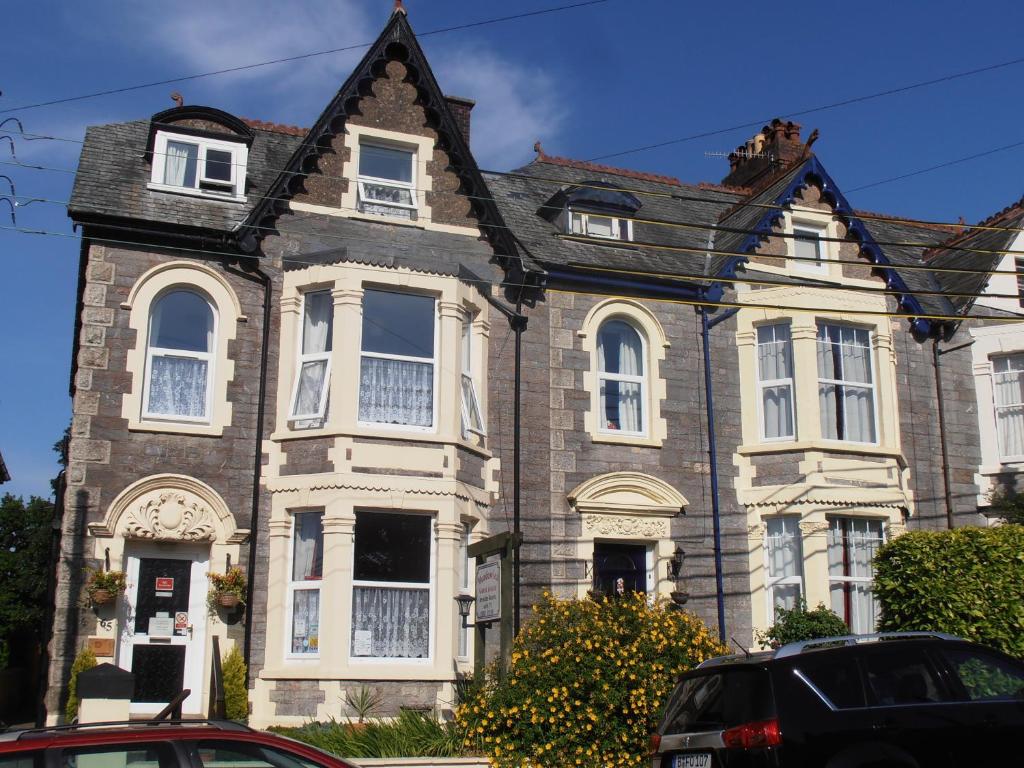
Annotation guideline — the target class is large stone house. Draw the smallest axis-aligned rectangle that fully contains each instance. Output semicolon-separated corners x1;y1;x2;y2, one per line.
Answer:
49;6;1022;725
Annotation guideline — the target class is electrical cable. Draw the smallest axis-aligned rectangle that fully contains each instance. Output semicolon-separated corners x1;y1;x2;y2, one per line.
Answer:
0;0;610;115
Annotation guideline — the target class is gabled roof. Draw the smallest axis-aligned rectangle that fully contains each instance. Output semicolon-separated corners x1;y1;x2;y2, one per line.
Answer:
240;10;524;276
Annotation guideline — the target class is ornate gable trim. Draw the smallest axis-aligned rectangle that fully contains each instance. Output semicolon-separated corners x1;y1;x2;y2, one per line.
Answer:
567;471;687;517
89;473;248;544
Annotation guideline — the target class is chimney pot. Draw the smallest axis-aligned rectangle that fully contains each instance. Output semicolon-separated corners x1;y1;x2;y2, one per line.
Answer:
721;117;806;188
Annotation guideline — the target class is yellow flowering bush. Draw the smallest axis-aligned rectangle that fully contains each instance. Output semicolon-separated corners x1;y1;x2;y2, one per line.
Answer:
457;592;725;767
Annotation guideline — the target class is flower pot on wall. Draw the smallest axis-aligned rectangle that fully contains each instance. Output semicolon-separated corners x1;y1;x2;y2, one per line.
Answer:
91;589;114;606
217;593;240;609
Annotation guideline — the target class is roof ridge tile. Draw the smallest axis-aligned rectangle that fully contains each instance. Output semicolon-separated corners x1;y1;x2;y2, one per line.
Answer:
240;117;307;137
530;152;681;187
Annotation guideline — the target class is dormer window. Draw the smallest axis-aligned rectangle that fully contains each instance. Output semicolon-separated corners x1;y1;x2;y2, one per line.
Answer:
569;211;632;241
357;143;416;220
150;131;247;201
793;226;826;273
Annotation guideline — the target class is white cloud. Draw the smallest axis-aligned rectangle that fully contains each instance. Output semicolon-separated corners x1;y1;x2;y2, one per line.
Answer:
433;44;566;170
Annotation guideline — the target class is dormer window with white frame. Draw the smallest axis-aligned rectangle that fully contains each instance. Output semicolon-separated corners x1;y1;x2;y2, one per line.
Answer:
569;211;632;241
149;131;247;201
792;224;827;274
357;142;416;220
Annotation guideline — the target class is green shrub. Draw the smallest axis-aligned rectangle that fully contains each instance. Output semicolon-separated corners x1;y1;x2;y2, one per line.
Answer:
988;490;1024;525
65;647;97;722
221;646;248;720
873;526;1024;657
457;592;725;767
756;600;849;649
272;710;464;758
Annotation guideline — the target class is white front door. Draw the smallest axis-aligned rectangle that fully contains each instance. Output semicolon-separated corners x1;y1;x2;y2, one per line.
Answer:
119;545;209;715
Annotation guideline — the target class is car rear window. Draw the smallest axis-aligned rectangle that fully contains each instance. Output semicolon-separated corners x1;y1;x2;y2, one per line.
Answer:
940;646;1024;702
663;667;774;733
793;653;866;709
861;646;949;706
60;743;176;768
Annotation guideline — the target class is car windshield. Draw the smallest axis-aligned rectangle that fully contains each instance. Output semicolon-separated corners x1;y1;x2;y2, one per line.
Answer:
661;667;774;733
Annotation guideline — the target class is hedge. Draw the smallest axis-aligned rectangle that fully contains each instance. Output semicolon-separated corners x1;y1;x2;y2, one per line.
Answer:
457;592;725;767
873;525;1024;657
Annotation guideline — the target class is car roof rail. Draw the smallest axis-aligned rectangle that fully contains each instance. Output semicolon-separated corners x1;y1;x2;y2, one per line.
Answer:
773;631;963;659
13;719;253;741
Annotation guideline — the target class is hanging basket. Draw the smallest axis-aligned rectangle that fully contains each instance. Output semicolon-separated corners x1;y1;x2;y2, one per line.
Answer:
91;589;114;606
217;592;241;609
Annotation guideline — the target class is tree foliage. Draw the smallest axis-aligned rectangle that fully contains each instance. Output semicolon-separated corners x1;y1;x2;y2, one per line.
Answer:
873;526;1024;657
65;647;97;722
756;600;849;649
457;592;725;767
0;494;54;641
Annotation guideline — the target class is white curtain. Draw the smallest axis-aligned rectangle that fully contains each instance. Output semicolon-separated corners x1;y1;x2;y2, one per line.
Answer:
351;586;429;658
598;322;643;432
766;518;801;611
292;293;332;417
758;326;793;439
817;325;875;442
292;512;323;581
359;357;433;426
147;357;208;417
994;362;1024;457
163;141;196;187
828;518;883;633
291;590;320;654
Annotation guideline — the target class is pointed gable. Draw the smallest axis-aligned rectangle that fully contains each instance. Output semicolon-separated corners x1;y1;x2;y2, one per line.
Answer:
240;10;524;277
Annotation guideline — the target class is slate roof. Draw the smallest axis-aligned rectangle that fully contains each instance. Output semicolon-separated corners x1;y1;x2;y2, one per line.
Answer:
68;120;302;235
483;157;741;284
860;217;955;317
715;160;810;258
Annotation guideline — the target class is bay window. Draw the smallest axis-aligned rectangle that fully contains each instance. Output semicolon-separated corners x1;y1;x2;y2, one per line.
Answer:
351;511;432;659
357;143;416;219
992;353;1024;460
461;318;484;436
289;290;333;421
828;517;884;634
143;290;215;421
359;290;436;429
597;320;645;434
757;324;794;440
288;511;323;655
765;517;803;617
817;323;876;443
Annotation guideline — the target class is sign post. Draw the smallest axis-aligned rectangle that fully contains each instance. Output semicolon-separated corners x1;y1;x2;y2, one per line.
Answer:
467;531;520;678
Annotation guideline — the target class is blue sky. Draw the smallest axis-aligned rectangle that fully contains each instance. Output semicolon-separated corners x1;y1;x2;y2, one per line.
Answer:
2;0;1024;500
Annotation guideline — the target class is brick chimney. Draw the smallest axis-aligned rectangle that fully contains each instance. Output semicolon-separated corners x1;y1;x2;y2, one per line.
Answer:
721;118;805;188
445;95;475;146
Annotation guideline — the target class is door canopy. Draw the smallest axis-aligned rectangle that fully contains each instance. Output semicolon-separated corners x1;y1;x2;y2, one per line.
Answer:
567;471;687;517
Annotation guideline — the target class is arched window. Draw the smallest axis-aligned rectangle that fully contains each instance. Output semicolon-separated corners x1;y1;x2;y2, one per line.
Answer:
143;290;215;421
597;320;646;435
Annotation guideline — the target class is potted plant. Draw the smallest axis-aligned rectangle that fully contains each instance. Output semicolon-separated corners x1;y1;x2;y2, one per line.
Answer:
208;567;247;610
86;568;127;606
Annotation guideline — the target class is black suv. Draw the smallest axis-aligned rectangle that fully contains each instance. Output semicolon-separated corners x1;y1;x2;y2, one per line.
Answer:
651;632;1024;767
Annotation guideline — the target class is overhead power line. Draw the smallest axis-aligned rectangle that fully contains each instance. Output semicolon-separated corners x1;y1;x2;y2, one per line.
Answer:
0;0;609;116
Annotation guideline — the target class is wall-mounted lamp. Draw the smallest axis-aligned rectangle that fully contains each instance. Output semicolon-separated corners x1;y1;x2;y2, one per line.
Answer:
668;546;685;580
455;593;476;629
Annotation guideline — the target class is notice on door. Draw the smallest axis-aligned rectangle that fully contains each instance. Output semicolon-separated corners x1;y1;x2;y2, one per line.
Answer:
174;612;188;637
155;577;174;597
475;561;500;623
148;616;174;637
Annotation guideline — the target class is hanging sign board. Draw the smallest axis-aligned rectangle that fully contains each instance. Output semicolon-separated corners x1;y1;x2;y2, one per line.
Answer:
475;561;501;623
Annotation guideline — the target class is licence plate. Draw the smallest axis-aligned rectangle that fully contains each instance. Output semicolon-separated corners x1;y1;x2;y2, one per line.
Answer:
673;754;712;768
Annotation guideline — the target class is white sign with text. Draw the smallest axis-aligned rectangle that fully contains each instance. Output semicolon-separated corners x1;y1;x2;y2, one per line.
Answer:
475;561;501;622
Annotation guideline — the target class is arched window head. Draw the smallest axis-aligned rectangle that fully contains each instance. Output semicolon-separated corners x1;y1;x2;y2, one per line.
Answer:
597;319;646;435
144;289;215;421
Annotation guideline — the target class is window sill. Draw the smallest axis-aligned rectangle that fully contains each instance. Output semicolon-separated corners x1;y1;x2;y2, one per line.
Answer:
591;431;662;448
269;425;493;459
146;182;246;204
128;419;224;437
738;440;904;462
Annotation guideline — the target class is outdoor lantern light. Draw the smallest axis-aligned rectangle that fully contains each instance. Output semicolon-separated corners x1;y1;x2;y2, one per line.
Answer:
454;592;476;628
668;546;686;580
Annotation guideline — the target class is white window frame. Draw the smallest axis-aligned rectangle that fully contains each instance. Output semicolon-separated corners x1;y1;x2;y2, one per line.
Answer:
288;290;333;422
569;210;633;241
285;510;323;660
816;322;878;445
141;290;216;424
764;517;803;624
356;142;417;217
457;522;471;659
827;517;885;634
1016;258;1024;308
461;317;485;437
992;353;1024;462
350;510;435;664
756;323;796;442
357;291;439;433
791;224;828;275
597;319;648;438
148;130;248;202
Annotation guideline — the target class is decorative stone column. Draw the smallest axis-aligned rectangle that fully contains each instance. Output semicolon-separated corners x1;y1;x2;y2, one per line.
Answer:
799;517;831;610
434;517;464;665
321;504;356;669
331;286;364;429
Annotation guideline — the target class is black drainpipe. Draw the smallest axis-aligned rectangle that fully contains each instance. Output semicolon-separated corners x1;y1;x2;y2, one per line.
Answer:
223;256;272;680
932;333;974;530
699;304;738;644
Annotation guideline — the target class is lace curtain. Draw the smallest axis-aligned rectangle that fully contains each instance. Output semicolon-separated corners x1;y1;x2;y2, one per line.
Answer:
291;590;319;654
147;357;208;417
757;325;794;439
817;325;875;442
994;357;1024;458
351;586;429;658
598;321;643;432
358;357;433;426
